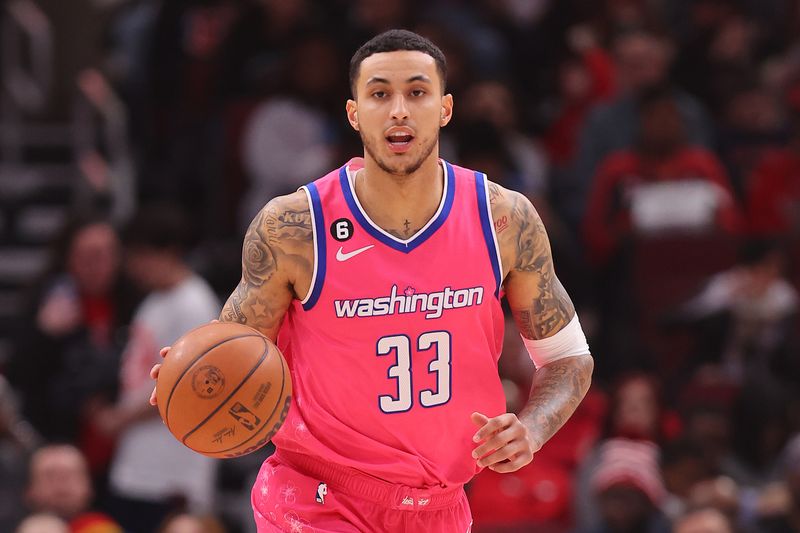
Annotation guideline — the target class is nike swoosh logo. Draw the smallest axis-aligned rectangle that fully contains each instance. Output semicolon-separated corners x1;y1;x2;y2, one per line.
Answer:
336;245;374;261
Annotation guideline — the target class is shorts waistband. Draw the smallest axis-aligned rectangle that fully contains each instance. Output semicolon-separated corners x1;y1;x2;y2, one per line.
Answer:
275;449;464;511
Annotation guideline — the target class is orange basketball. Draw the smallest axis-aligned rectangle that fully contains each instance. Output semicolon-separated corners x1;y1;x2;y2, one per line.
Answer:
156;322;292;458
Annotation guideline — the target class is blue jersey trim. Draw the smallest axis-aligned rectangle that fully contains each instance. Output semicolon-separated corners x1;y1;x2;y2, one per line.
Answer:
339;161;456;253
302;182;326;310
475;172;502;297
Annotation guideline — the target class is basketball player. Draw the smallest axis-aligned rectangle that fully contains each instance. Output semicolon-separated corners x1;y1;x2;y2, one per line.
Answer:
152;29;593;532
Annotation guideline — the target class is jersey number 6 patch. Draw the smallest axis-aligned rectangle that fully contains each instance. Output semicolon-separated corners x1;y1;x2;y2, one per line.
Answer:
377;331;451;413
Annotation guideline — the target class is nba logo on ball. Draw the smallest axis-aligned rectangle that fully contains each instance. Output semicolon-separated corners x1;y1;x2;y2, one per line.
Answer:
229;402;261;431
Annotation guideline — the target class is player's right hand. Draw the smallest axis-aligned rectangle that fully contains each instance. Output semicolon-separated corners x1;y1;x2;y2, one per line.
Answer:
148;346;170;406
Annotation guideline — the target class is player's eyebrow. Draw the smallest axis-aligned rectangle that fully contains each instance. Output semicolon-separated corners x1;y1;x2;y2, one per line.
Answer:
365;75;433;86
365;76;390;86
406;75;432;84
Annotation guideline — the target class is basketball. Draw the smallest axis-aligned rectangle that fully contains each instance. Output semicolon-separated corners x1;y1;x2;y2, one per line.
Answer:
156;322;292;459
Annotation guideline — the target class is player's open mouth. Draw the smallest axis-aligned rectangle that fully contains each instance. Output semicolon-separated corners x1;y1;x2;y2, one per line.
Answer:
386;131;414;153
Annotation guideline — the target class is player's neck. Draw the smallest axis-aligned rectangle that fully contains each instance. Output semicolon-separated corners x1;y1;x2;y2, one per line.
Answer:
356;155;443;238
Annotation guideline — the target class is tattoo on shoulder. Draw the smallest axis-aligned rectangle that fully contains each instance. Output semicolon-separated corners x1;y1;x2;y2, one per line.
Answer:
263;198;313;247
488;183;511;234
278;210;312;228
505;191;575;339
488;181;503;206
220;194;313;328
242;206;278;287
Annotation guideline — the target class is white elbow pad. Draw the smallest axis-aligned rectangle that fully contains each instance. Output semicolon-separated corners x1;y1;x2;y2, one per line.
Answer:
521;315;590;369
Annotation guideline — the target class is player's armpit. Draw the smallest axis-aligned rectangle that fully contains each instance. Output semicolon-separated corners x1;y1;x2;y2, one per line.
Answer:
220;191;314;340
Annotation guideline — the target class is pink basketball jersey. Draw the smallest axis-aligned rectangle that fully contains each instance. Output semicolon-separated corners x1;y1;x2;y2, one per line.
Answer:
273;158;506;489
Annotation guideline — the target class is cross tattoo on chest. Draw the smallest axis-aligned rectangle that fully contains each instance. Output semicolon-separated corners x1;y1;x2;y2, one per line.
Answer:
404;219;411;232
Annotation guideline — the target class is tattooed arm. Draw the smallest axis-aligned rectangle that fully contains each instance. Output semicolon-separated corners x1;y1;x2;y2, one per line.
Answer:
150;192;312;407
471;182;593;473
219;191;315;340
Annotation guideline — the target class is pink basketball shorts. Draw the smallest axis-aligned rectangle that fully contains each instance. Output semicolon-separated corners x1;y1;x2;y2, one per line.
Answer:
251;449;473;532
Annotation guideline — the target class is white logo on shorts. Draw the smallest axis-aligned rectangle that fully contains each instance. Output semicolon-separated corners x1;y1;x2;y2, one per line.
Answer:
316;482;327;505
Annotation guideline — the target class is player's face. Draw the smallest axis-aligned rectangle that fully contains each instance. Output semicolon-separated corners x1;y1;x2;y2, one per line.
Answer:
347;50;453;176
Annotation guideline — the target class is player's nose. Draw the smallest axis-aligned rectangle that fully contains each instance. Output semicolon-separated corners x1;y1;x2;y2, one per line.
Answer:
390;94;409;121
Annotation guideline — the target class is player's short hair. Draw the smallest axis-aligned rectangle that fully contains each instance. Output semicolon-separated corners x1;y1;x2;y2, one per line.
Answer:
349;29;447;96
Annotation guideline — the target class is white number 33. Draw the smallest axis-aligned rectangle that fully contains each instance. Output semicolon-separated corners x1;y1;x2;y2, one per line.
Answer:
377;331;451;413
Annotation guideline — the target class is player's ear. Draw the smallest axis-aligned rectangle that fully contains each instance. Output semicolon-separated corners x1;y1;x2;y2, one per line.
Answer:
346;99;359;131
440;94;454;127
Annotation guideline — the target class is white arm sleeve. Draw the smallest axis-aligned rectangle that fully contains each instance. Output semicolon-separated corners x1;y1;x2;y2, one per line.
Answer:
521;314;590;369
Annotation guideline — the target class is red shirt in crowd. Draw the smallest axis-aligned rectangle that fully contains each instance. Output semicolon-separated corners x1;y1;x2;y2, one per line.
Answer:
584;147;743;265
747;148;800;236
544;48;616;167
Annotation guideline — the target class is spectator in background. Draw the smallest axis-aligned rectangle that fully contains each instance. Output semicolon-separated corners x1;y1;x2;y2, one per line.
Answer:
415;1;512;84
92;205;219;533
567;28;713;227
582;85;741;377
600;374;681;444
673;507;734;533
459;80;549;199
139;0;245;232
576;438;670;533
15;514;69;533
754;434;800;533
747;89;800;237
715;80;787;200
158;513;227;533
586;0;664;42
238;31;342;228
674;6;763;117
583;84;741;268
454;119;527;195
674;241;797;382
660;440;718;521
0;376;40;532
676;381;737;485
683;477;741;527
104;0;162;157
344;0;413;56
725;379;794;488
31;0;116;120
668;0;738;53
213;3;331;237
217;0;319;101
412;23;473;100
575;373;679;528
24;444;121;532
8;214;138;475
542;27;616;172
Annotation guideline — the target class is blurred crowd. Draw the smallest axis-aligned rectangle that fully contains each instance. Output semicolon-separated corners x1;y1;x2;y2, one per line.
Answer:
1;0;800;532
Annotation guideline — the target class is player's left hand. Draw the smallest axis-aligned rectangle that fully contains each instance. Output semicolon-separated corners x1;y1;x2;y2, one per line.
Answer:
471;412;539;473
